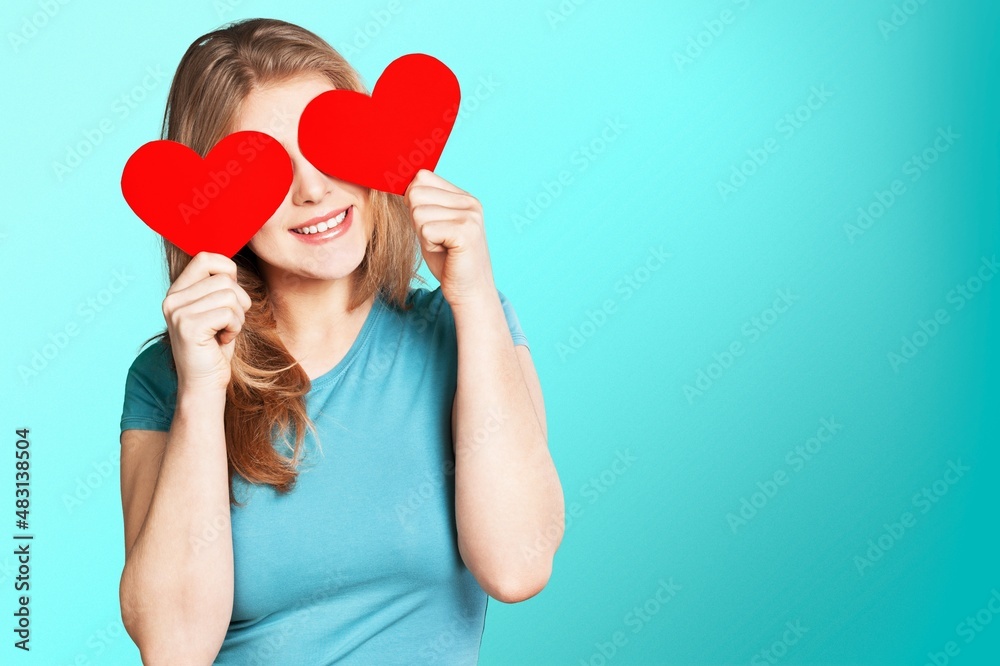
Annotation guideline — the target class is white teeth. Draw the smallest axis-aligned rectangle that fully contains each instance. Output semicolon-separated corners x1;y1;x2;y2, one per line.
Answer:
293;208;350;234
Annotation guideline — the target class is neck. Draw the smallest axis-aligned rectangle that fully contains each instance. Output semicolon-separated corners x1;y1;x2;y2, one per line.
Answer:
265;270;373;353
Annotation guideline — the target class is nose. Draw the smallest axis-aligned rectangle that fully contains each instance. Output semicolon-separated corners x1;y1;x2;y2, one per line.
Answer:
289;152;331;205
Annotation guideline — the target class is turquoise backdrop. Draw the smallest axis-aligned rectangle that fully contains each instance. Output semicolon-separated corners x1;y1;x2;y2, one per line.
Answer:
2;0;998;664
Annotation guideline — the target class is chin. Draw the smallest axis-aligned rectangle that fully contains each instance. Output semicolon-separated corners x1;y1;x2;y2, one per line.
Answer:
300;264;361;281
290;245;366;279
251;220;370;284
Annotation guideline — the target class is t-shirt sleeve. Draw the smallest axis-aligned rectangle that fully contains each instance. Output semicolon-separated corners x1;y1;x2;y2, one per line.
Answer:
496;289;529;349
120;339;178;434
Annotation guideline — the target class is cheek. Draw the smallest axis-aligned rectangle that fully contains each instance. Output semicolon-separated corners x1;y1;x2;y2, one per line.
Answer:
255;200;292;242
360;205;376;235
249;223;285;256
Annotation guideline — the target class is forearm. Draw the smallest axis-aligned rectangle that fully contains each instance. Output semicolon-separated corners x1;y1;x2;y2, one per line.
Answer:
451;292;564;601
120;389;234;662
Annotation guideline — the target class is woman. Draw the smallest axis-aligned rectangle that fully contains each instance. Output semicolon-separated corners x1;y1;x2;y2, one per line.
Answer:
117;18;563;664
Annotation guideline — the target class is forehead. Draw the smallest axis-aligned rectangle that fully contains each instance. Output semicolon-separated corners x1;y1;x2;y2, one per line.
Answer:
234;74;335;139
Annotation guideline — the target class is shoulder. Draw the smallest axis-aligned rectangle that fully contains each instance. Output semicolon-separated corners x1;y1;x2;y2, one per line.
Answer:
130;336;173;371
125;337;178;398
405;285;447;314
398;285;528;347
121;336;178;432
401;285;516;316
399;285;449;333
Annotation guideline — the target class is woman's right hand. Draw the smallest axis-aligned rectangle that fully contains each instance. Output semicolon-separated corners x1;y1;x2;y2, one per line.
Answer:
162;252;253;394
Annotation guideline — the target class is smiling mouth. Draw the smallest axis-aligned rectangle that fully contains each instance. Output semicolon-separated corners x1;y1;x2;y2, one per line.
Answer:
291;206;351;235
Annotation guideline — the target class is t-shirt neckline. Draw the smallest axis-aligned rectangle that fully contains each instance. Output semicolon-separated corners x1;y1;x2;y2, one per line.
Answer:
307;292;386;391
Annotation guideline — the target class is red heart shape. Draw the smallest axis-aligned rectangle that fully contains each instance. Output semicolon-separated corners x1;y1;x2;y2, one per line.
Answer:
298;53;461;195
121;131;292;258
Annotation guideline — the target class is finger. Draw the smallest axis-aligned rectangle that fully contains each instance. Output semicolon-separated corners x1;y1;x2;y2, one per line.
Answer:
177;289;246;330
170;252;238;294
170;273;250;304
175;302;243;349
406;185;478;211
418;219;462;252
194;307;242;345
410;204;465;231
166;273;251;313
410;169;467;195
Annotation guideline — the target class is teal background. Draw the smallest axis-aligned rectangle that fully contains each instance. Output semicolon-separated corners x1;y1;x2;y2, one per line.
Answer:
2;0;998;664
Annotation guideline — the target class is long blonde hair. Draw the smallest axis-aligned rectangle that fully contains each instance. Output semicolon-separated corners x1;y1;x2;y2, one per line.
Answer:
141;18;422;506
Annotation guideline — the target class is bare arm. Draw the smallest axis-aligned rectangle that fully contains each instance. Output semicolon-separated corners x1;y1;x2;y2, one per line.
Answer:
451;293;564;603
119;388;233;664
400;170;563;603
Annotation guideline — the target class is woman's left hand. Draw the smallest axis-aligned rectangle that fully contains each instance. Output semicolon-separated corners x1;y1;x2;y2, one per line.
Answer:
403;169;496;308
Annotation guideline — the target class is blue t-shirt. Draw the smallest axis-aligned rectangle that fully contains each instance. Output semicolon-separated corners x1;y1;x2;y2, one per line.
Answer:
119;286;530;665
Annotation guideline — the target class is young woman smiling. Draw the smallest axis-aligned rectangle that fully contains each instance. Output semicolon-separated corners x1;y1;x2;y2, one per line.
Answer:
117;18;563;665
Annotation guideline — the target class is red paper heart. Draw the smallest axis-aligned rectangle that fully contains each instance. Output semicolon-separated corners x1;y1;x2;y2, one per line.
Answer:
121;131;292;258
298;53;461;195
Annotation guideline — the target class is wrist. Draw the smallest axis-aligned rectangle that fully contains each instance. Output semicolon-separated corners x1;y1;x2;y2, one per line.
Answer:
176;384;228;411
447;283;500;317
